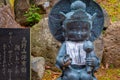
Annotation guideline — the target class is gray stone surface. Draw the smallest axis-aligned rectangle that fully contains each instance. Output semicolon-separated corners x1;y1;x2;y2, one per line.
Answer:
103;21;120;68
31;56;45;79
31;18;61;68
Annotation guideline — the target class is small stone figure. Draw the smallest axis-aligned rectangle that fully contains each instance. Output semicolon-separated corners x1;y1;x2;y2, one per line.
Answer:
48;0;104;80
55;0;100;80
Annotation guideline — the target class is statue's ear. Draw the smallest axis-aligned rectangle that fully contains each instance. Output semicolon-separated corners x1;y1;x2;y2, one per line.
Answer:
92;13;97;21
59;12;66;20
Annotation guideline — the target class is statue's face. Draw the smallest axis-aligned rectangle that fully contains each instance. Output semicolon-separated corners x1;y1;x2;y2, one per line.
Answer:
64;21;91;41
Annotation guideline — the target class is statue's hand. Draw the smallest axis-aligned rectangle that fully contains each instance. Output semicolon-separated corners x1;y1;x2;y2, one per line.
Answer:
86;58;94;67
63;54;72;67
86;58;94;73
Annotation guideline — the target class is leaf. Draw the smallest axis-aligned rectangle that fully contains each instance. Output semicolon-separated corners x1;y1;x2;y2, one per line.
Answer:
24;5;42;26
10;0;14;7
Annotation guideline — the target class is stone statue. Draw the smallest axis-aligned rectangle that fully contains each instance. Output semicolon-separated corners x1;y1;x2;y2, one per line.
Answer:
48;0;104;80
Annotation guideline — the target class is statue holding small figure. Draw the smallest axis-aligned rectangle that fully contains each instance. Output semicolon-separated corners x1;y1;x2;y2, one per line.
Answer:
48;0;104;80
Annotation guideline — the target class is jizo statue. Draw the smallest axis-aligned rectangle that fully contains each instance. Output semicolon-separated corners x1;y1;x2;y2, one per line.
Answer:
48;0;104;80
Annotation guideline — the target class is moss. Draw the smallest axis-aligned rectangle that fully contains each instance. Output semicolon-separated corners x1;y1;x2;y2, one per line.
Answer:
97;68;120;80
99;0;120;22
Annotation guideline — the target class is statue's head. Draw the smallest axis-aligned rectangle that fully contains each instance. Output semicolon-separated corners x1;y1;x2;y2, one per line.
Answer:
71;0;86;11
62;0;97;42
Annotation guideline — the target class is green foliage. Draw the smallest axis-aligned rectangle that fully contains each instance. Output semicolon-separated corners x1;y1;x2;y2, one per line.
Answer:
24;5;42;26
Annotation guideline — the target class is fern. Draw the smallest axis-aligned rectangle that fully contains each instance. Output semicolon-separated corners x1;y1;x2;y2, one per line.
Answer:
24;5;42;26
